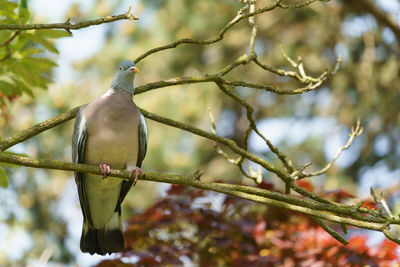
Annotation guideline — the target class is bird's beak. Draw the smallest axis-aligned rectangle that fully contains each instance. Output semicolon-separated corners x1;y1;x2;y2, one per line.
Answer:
129;67;139;73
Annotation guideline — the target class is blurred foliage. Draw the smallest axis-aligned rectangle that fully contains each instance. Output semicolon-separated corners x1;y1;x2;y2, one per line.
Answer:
97;184;399;266
0;0;71;228
0;0;71;110
0;0;399;265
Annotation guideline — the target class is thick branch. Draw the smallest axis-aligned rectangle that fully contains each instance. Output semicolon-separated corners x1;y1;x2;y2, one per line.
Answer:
0;151;397;238
0;104;375;218
0;106;81;151
0;103;381;220
0;8;138;32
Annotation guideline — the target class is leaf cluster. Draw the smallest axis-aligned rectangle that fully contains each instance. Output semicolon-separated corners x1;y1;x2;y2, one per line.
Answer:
0;0;70;107
97;184;399;267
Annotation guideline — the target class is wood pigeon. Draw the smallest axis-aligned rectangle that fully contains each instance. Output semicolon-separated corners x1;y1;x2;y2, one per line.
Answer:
72;60;148;255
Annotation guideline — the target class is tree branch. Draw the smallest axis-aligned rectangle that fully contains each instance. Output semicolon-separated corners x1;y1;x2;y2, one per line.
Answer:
0;7;138;33
0;151;398;242
312;216;349;245
0;106;82;151
0;32;20;48
0;105;378;219
1;0;387;245
278;0;329;9
133;0;284;64
216;82;294;173
297;118;363;179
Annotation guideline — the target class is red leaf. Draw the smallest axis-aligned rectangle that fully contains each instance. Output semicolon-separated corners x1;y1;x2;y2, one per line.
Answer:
374;239;399;260
361;200;379;210
295;180;314;191
348;235;370;254
258;181;274;190
97;259;133;267
249;221;266;244
324;189;355;202
167;184;187;195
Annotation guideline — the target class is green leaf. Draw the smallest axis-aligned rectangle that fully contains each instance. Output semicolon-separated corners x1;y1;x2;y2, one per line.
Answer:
17;8;30;24
19;47;43;57
14;62;39;86
11;76;33;97
22;57;58;69
36;29;72;38
0;81;16;95
0;1;19;17
14;32;31;51
19;0;28;9
0;31;13;44
0;167;8;188
29;35;59;54
18;0;29;23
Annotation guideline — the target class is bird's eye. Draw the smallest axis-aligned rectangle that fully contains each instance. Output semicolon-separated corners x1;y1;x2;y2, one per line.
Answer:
119;67;123;70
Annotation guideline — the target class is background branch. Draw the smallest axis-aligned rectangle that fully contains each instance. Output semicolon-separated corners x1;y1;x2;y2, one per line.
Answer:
0;7;138;33
348;0;400;45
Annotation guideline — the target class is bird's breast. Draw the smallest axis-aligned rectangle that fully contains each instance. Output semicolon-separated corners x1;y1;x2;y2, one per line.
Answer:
82;93;140;170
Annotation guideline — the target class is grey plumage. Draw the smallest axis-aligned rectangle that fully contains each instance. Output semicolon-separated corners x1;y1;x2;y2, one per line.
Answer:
72;60;147;255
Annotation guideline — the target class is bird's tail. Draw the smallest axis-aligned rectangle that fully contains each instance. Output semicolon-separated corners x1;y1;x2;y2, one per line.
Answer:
80;211;124;255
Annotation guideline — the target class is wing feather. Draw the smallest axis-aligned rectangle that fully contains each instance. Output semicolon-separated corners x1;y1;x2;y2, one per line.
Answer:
118;112;148;205
72;107;93;225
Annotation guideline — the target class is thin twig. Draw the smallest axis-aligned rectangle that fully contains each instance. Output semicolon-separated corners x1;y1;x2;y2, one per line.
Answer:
0;32;20;48
298;118;363;179
215;82;294;172
0;7;138;33
0;46;11;62
279;0;328;9
133;0;284;64
207;108;258;183
312;216;349;245
371;188;395;219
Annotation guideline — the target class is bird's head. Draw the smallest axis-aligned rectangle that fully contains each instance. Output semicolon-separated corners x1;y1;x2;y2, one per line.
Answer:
111;60;139;94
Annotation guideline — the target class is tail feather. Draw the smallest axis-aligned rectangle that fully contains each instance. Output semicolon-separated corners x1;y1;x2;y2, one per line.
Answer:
80;211;124;255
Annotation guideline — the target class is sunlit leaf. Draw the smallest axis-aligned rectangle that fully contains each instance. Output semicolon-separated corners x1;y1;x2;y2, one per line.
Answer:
0;81;15;95
36;29;72;38
18;48;43;57
11;76;33;96
17;8;29;24
0;1;18;18
28;35;59;54
22;57;58;69
14;62;39;86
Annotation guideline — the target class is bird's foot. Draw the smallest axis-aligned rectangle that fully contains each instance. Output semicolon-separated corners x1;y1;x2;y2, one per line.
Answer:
128;167;144;186
99;163;111;179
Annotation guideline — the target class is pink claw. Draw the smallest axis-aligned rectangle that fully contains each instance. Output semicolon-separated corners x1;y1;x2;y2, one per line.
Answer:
99;163;111;178
129;167;144;186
